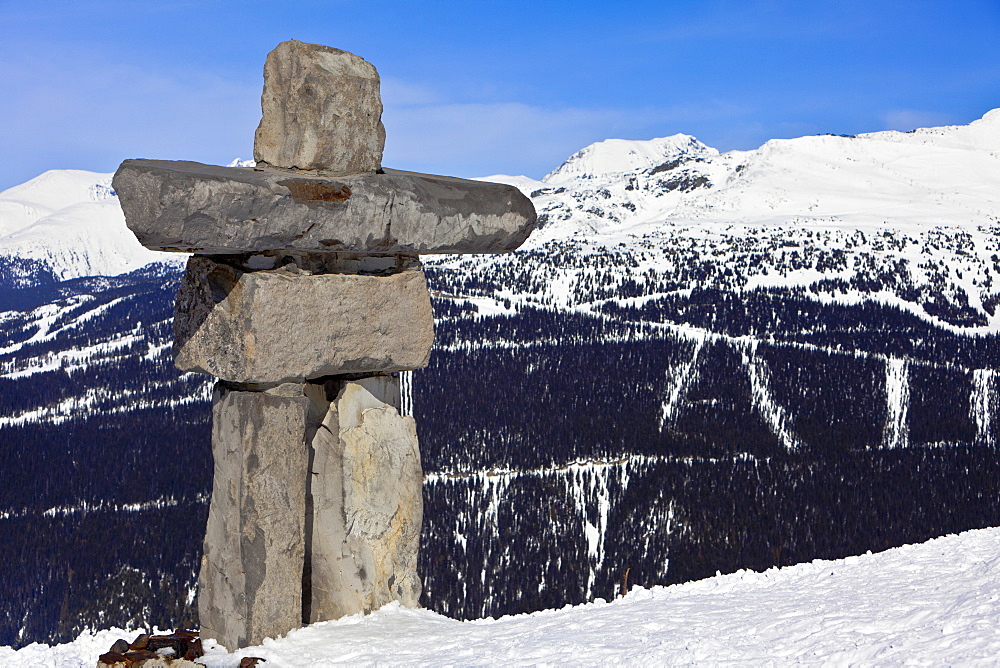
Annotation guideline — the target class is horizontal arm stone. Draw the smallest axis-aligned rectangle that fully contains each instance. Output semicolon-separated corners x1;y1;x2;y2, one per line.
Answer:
113;159;536;255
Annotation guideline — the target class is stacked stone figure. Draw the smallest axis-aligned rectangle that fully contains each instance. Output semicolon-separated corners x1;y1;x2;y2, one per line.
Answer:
113;41;535;651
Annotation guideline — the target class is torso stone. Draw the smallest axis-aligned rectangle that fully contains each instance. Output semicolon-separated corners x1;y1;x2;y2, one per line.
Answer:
173;255;434;384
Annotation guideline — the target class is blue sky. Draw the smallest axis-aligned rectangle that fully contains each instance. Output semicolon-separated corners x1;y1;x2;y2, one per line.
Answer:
1;0;998;191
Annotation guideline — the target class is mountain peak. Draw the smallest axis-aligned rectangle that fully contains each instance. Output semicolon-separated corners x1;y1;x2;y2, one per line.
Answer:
543;134;717;183
980;107;1000;124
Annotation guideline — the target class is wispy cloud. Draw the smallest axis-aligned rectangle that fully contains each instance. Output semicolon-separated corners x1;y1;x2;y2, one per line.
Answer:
0;46;259;189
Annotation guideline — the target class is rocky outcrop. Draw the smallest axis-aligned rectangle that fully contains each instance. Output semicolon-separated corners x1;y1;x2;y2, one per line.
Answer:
254;40;385;173
173;255;434;384
113;159;536;255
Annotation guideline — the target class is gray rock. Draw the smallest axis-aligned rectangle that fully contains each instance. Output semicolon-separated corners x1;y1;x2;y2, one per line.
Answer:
309;380;422;622
254;40;385;173
174;255;434;384
113;159;536;255
199;384;311;650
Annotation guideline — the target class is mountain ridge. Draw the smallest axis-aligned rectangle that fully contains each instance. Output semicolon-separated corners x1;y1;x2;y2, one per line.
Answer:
3;109;999;284
479;107;1000;247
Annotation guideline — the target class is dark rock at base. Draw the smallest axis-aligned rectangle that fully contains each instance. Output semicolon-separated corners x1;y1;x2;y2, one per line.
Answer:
98;628;205;666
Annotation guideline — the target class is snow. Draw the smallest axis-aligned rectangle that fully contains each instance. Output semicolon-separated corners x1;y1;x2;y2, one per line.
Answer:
0;169;184;280
971;369;996;446
3;527;998;666
480;107;1000;254
544;134;717;183
739;340;803;453
883;358;911;449
474;173;546;191
0;170;110;236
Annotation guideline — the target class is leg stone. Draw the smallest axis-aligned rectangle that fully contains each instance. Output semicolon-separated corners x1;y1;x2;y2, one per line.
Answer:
199;383;312;650
309;378;423;622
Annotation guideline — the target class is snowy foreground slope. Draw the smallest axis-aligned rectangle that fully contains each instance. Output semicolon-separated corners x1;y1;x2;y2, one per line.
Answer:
4;527;998;666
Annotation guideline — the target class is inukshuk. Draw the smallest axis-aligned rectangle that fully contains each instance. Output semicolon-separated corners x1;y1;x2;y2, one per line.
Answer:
112;40;535;651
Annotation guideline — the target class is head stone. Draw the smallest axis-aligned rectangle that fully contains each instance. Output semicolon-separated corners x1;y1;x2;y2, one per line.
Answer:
253;40;386;173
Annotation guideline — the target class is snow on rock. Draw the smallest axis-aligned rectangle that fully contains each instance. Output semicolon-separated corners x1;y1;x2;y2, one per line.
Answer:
5;527;998;666
0;169;184;281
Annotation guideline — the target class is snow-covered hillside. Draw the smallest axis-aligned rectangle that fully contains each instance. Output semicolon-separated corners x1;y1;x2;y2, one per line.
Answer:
457;108;1000;333
5;526;998;666
0;170;181;282
488;108;1000;241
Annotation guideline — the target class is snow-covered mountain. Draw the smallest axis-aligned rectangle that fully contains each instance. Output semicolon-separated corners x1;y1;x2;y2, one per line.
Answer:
4;109;999;296
0;170;183;285
458;108;1000;334
487;108;1000;239
544;133;717;183
3;112;1000;647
